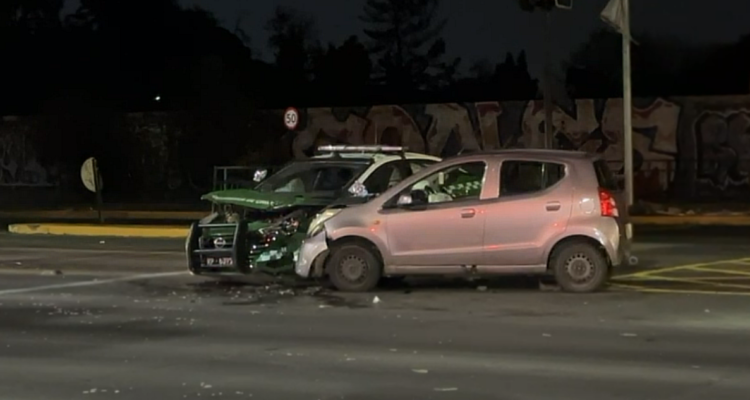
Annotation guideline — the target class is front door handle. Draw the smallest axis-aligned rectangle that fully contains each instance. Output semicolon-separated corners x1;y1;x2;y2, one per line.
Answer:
546;201;561;211
460;208;476;218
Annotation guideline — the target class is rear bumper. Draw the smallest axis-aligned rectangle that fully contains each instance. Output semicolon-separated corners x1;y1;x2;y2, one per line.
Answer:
598;218;631;268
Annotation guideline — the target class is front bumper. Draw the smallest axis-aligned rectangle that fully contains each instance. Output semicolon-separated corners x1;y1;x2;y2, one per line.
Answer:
295;230;328;278
186;221;301;276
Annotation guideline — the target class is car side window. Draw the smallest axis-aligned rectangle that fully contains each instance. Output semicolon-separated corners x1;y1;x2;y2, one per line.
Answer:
500;160;565;196
410;159;438;174
405;161;486;204
363;161;408;195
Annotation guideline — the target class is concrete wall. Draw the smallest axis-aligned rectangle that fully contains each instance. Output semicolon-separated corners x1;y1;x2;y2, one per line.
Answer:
2;95;750;202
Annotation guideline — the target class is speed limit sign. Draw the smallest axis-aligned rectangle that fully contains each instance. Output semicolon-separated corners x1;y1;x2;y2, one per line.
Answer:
284;107;299;130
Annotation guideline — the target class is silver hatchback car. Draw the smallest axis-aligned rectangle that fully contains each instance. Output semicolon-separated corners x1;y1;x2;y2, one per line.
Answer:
295;149;632;293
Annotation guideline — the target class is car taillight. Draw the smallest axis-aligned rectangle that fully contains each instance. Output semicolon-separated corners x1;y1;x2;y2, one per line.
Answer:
598;188;619;217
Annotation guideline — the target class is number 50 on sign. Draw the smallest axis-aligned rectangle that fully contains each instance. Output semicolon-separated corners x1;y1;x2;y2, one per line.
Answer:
284;107;299;130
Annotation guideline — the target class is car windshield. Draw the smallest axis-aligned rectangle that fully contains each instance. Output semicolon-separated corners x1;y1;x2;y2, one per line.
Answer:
255;160;368;193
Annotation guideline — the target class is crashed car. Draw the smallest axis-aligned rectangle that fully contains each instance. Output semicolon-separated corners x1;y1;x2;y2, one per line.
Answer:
186;145;441;276
296;149;634;293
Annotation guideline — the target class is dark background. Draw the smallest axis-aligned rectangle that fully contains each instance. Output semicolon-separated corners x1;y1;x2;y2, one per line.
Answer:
1;0;749;208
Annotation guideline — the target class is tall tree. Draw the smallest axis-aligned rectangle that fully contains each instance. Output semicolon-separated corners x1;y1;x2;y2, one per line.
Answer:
265;6;319;88
360;0;456;91
565;28;717;98
460;51;538;101
312;35;372;105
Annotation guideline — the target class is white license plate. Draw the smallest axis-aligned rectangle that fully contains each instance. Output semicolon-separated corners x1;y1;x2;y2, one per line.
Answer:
206;257;234;267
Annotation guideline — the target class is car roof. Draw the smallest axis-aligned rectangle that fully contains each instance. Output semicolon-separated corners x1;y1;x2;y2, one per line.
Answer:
311;151;441;163
447;148;598;163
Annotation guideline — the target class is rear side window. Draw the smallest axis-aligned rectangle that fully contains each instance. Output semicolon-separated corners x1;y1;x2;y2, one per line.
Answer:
593;160;618;191
500;161;565;196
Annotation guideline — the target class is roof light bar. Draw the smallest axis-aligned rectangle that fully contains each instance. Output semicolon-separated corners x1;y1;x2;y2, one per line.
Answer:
317;145;407;153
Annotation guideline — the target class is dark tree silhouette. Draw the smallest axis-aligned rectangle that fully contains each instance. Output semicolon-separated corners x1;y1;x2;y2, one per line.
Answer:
457;51;538;101
0;0;65;114
360;0;458;92
265;5;319;96
312;35;372;105
517;0;556;12
565;28;720;98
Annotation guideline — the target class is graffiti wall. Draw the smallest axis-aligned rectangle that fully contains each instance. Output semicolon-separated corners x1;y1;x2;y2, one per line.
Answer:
288;95;750;200
0;116;54;187
2;94;750;203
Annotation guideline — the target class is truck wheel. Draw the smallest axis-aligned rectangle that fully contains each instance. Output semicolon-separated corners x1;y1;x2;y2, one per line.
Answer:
326;242;382;292
549;241;609;293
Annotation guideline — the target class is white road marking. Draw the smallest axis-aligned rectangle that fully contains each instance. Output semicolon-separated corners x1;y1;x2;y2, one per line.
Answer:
0;271;186;296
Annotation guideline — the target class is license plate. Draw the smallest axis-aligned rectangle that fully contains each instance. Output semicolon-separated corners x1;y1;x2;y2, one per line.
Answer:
206;257;233;267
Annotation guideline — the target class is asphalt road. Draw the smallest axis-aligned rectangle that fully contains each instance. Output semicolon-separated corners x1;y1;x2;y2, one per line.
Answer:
1;228;750;399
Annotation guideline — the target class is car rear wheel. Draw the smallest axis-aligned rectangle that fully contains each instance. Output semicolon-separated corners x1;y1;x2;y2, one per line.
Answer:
549;241;609;293
326;243;382;292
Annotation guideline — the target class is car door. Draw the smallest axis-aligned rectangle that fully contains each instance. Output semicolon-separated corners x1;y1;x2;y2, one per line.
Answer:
483;160;572;267
382;160;488;267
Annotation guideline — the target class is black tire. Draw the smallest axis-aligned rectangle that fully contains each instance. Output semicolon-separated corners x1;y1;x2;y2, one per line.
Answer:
549;241;609;293
326;242;382;292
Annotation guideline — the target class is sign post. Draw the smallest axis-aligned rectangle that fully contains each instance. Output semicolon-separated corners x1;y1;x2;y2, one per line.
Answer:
81;157;104;223
284;107;299;131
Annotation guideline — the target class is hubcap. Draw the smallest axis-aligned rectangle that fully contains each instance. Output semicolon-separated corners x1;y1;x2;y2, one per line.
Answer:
338;254;368;284
564;253;596;283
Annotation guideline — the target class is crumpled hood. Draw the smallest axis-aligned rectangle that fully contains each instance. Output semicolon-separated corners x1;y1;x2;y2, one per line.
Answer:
201;189;332;210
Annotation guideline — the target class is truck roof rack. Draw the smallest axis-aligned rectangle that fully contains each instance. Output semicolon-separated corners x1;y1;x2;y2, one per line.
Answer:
316;145;408;159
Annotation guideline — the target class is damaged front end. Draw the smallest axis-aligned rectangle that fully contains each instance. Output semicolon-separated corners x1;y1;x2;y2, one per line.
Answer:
186;189;329;276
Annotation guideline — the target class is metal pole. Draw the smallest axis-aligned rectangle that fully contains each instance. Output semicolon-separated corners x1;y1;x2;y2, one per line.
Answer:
542;9;554;149
622;0;633;205
621;0;634;240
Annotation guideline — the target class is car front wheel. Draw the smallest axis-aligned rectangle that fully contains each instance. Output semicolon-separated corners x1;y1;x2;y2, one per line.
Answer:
326;242;382;292
549;241;609;293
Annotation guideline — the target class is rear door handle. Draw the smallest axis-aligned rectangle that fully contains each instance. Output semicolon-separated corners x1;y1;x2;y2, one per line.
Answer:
460;208;476;218
546;201;561;211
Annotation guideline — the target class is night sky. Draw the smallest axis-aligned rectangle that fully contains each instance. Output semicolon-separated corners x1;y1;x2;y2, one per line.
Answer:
63;0;750;79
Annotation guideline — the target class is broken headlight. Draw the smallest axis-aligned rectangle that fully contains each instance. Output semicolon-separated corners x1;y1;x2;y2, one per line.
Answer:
260;213;302;239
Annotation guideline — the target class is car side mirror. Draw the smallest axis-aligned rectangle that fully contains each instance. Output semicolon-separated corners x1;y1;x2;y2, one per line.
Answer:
396;193;412;206
253;169;268;182
410;189;428;205
398;189;428;208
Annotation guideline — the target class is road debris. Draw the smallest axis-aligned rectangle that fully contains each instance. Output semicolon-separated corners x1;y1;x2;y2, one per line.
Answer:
412;369;429;374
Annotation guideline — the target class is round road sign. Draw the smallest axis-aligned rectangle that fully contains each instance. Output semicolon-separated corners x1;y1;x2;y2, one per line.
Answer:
284;107;299;130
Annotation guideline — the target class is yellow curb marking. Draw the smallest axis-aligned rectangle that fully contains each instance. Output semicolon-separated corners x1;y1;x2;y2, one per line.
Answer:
612;257;750;294
610;283;750;296
687;266;750;277
613;257;750;280
8;223;188;238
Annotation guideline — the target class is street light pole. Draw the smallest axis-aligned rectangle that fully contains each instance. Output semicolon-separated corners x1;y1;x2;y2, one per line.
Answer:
622;0;633;207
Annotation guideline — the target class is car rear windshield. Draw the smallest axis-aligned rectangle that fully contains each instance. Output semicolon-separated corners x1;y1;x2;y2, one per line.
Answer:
594;160;619;191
